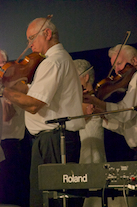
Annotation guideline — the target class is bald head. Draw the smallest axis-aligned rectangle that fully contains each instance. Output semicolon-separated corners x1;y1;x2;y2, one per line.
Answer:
26;16;59;54
27;16;59;42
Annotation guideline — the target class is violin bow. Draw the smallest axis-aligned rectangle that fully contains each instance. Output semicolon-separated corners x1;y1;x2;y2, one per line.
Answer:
107;31;131;78
16;14;53;63
79;66;94;76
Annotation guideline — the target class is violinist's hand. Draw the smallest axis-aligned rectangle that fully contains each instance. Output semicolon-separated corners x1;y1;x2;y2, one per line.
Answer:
83;90;90;103
94;106;108;123
86;104;94;114
83;90;96;104
83;90;106;111
82;103;94;121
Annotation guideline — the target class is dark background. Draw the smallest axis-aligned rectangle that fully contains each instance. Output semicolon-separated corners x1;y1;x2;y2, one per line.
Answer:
0;0;137;161
0;0;137;60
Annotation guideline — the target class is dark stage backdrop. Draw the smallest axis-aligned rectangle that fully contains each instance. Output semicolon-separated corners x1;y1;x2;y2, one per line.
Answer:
0;0;137;60
0;0;137;161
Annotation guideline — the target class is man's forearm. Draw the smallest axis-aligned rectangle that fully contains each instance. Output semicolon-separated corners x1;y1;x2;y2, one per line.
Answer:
3;87;31;111
83;92;106;111
11;81;29;94
3;87;45;114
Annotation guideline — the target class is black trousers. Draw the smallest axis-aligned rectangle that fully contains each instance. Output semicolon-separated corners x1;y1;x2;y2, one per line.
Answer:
0;130;32;207
0;139;23;206
30;129;82;207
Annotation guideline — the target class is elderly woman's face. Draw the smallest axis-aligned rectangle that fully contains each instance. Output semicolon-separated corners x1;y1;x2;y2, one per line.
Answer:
0;53;6;67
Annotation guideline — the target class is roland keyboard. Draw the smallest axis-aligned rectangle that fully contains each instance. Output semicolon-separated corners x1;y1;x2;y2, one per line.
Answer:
38;161;137;191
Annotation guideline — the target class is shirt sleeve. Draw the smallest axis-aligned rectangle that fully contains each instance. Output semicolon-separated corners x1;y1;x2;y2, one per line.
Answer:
102;118;124;136
27;59;62;106
106;72;137;123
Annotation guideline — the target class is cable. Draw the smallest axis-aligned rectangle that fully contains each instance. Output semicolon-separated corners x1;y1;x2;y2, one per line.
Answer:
102;179;110;207
123;179;129;207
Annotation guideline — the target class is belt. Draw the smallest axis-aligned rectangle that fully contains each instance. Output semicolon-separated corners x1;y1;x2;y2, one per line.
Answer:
35;126;60;137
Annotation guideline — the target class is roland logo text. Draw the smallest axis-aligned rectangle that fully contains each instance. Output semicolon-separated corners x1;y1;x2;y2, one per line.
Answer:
63;174;87;183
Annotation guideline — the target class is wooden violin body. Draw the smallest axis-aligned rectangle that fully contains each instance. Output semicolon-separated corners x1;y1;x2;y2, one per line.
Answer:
94;63;137;101
0;52;45;87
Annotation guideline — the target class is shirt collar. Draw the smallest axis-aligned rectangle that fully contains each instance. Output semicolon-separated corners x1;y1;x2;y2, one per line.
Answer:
45;43;64;58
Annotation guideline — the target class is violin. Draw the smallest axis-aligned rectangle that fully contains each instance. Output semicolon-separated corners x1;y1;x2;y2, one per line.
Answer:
94;63;137;101
0;15;53;88
0;52;45;87
90;31;135;102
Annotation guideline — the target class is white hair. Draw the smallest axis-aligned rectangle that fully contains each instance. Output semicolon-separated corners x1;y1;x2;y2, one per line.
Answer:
0;49;8;61
108;44;137;62
28;16;59;40
74;59;95;84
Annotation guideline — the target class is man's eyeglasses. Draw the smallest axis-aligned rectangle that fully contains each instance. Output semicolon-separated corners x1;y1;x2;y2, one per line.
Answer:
27;28;46;45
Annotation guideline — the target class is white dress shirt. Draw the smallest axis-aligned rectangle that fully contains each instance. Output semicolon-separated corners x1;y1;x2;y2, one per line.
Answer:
103;72;137;148
26;43;85;135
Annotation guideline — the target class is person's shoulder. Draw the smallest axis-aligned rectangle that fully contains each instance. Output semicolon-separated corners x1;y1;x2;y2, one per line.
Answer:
131;71;137;81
